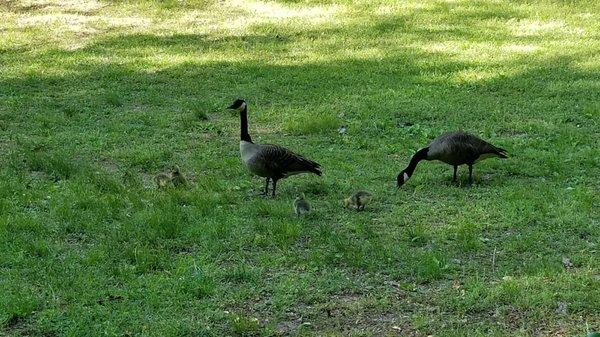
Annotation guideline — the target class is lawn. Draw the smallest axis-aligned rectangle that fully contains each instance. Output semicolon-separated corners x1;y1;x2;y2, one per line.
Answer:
1;0;599;336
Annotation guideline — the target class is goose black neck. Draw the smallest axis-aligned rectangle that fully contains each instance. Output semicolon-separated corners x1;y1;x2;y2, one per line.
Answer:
240;106;252;142
405;147;429;177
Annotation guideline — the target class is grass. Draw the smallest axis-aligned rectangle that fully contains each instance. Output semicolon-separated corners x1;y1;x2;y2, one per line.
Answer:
1;0;599;335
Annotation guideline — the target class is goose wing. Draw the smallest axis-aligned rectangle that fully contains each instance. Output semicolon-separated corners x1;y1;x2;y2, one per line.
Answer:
257;144;322;177
429;132;507;163
461;133;508;158
448;133;508;159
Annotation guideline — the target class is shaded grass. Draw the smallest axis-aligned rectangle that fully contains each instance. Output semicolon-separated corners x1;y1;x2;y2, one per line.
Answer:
1;0;599;336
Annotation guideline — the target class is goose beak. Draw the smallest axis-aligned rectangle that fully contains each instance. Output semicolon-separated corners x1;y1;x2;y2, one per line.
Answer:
396;174;404;188
227;104;236;109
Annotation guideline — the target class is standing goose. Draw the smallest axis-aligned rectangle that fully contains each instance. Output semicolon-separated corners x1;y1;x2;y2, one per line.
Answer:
228;99;322;197
397;132;507;187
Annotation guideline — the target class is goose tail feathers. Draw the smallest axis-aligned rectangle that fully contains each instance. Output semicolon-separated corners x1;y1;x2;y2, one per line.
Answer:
295;159;322;176
308;162;322;176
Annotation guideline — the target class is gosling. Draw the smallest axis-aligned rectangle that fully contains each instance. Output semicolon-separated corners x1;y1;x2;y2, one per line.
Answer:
170;165;187;187
344;190;372;211
154;172;172;189
293;194;311;216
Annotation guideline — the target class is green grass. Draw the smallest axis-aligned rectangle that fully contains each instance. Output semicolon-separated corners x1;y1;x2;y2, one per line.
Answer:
1;0;599;335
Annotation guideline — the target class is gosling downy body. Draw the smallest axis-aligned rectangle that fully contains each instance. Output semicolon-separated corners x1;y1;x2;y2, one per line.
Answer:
228;99;322;197
344;190;372;211
154;172;172;189
293;195;311;216
397;132;507;187
170;165;187;187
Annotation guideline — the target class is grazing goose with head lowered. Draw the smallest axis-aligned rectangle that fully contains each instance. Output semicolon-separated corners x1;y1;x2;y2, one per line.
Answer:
397;132;507;187
228;99;322;197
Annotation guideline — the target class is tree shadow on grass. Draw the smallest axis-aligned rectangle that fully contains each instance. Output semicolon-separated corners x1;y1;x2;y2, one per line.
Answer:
0;1;597;206
0;35;597;201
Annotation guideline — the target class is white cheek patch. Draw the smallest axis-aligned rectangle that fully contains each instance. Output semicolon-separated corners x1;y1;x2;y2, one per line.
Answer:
239;102;246;111
403;172;409;182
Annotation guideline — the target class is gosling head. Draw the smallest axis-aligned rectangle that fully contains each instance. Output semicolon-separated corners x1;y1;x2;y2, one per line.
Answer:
293;194;310;216
343;197;351;208
396;170;409;188
294;193;306;202
227;99;246;112
171;165;181;174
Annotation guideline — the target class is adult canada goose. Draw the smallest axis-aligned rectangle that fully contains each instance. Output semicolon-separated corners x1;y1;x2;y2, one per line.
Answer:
396;132;507;187
228;99;322;197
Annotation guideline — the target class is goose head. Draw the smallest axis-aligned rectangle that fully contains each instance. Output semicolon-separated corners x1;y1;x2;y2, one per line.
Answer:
396;170;409;188
228;99;247;111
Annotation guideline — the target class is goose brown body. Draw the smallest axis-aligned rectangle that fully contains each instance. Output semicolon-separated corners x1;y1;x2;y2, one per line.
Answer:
240;142;321;180
229;99;321;197
154;173;171;189
397;132;507;187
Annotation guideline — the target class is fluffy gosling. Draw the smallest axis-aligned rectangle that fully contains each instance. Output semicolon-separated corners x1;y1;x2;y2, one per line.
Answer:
293;194;311;216
170;165;187;187
154;172;172;189
343;190;372;211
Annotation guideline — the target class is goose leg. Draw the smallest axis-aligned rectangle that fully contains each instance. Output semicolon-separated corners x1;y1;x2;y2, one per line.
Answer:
467;164;473;186
264;177;271;195
452;165;458;183
271;179;278;198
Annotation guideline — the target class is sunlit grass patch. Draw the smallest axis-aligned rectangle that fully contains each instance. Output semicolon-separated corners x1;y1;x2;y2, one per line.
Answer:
0;283;41;330
413;251;449;283
229;312;262;336
124;243;171;273
282;110;339;135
